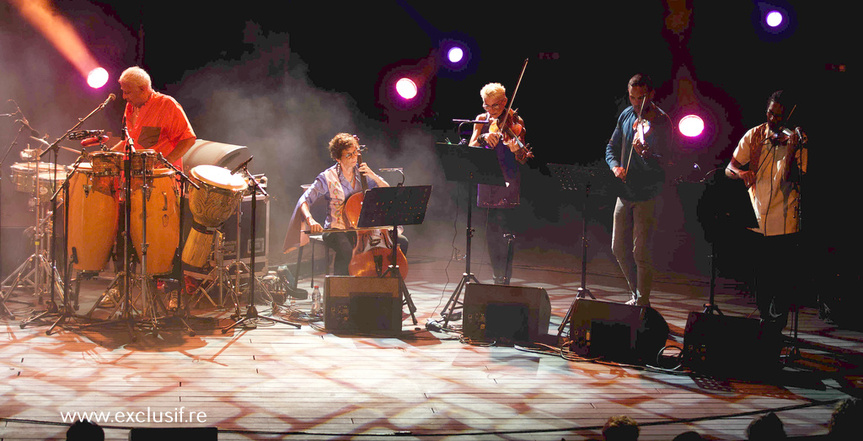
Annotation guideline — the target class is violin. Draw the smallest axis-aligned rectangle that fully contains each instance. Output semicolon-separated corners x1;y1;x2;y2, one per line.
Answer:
770;127;808;147
490;107;532;164
345;151;408;279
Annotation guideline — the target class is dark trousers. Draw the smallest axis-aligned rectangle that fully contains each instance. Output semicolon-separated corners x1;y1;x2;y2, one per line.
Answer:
751;231;802;334
486;208;515;283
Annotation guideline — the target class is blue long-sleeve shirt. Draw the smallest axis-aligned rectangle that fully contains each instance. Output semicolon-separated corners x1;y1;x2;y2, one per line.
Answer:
605;106;668;201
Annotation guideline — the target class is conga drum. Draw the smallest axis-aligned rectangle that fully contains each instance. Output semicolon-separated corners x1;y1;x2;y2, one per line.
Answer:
182;165;248;268
130;167;180;275
66;152;123;271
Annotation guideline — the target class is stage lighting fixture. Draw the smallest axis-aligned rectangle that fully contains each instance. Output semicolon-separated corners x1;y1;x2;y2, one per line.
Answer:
395;77;418;100
87;67;109;89
765;10;784;28
447;46;465;64
753;1;795;40
438;37;472;73
679;114;705;138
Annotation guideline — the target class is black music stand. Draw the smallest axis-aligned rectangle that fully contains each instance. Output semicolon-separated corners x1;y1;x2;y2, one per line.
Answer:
356;185;432;326
696;170;758;316
433;143;505;330
547;163;616;339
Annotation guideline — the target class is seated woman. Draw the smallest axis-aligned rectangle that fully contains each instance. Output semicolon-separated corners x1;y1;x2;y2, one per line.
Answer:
283;133;407;275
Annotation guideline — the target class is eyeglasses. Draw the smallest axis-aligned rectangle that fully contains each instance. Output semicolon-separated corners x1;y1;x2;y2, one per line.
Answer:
482;101;505;111
342;149;359;160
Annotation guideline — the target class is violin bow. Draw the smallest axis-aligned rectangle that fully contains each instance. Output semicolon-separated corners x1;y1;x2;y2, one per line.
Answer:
500;58;529;128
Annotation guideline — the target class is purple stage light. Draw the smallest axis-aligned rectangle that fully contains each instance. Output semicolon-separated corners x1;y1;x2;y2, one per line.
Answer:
395;77;418;100
765;10;784;27
678;114;705;138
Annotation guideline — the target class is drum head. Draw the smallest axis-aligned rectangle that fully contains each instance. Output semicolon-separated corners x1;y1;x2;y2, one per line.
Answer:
190;165;248;191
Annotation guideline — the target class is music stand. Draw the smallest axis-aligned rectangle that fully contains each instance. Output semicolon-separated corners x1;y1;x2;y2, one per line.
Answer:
356;185;432;326
433;143;505;330
547;163;615;339
696;171;758;316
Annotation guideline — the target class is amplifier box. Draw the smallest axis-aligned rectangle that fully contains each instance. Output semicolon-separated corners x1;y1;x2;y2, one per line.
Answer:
569;299;669;363
683;312;780;376
324;276;402;334
463;283;551;343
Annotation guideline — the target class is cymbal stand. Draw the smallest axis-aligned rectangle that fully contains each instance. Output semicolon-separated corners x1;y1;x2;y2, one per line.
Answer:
223;160;300;333
19;148;82;334
3;155;66;321
0;117;62;318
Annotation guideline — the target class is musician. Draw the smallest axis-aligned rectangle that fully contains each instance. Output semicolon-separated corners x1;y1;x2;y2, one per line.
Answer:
112;66;196;168
283;133;406;276
604;74;670;307
469;82;525;285
725;90;807;334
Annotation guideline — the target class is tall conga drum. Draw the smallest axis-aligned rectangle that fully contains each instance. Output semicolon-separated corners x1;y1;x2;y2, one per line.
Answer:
66;151;123;271
130;162;180;275
182;165;248;268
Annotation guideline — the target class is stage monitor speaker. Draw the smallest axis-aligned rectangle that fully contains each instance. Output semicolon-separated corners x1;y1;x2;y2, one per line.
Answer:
324;276;401;334
569;299;669;362
129;426;217;440
463;283;551;343
683;312;780;376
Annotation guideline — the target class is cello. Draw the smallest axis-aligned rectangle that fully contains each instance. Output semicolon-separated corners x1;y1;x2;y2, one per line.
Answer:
344;151;408;279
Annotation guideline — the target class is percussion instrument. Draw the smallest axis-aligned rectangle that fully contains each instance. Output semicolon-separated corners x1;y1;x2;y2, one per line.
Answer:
66;161;120;271
10;162;65;198
181;165;248;268
130;167;180;275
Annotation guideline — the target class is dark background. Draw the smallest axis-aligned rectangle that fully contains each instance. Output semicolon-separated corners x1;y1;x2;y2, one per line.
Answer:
0;1;856;289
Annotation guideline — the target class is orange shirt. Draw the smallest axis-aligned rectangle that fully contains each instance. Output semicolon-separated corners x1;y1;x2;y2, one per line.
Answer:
123;91;195;168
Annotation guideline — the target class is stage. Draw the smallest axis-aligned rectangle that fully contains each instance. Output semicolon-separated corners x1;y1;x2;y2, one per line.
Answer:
1;221;860;440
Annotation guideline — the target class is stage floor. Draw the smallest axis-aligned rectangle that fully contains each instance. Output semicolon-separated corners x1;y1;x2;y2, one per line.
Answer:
1;243;860;440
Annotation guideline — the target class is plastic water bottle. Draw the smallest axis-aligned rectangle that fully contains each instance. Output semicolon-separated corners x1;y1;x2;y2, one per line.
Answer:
311;285;321;317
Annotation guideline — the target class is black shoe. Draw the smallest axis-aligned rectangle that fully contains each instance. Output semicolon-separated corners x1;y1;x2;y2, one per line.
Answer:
285;285;308;300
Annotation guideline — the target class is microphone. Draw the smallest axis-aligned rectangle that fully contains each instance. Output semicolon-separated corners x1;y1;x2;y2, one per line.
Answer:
379;167;403;173
100;93;116;108
230;156;253;175
1;112;18;118
69;130;106;140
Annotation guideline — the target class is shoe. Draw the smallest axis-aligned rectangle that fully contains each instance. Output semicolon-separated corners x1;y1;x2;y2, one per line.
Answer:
167;290;179;311
98;287;119;308
625;298;650;307
285;285;308;300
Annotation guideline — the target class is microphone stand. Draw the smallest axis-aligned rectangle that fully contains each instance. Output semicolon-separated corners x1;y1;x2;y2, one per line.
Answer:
19;95;112;333
222;159;300;333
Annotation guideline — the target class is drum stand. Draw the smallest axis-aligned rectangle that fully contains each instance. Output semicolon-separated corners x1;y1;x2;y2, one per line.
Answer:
187;231;231;309
222;160;300;333
1;172;65;320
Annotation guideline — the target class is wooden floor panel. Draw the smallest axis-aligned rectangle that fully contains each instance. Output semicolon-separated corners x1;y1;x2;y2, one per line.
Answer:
2;249;860;440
